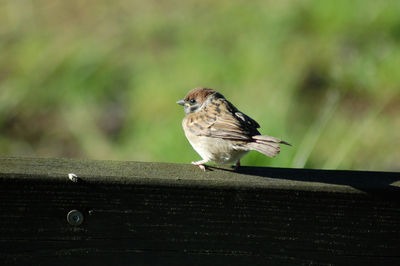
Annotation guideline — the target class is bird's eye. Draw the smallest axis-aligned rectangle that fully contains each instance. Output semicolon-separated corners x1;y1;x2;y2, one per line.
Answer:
189;99;196;104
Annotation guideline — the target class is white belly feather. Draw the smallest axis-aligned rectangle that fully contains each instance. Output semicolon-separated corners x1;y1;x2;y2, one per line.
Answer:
186;134;248;165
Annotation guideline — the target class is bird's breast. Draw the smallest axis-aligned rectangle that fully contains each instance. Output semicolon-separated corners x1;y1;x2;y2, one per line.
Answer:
183;119;248;164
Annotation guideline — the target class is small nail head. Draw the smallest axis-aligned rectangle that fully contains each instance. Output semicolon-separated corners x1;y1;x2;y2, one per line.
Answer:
67;210;84;226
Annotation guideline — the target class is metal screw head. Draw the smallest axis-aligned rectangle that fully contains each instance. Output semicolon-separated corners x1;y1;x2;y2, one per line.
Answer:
67;210;84;226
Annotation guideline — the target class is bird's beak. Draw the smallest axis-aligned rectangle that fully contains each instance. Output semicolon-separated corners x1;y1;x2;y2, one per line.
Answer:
176;99;185;106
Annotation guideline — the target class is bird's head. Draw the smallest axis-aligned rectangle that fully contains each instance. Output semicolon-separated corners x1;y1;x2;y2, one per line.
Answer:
177;87;217;114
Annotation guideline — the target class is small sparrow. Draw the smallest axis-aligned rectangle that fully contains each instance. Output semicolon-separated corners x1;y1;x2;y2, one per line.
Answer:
177;87;290;171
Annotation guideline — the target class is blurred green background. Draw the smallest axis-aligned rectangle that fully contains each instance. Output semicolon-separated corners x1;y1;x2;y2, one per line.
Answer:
0;0;399;171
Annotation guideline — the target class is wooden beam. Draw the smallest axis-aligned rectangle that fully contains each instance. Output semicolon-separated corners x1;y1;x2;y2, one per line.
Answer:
0;157;399;265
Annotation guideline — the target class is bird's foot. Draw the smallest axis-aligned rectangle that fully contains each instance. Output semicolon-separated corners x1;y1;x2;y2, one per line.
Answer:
234;160;241;171
192;160;208;171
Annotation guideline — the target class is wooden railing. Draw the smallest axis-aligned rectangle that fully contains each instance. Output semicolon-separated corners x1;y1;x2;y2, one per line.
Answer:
0;157;399;265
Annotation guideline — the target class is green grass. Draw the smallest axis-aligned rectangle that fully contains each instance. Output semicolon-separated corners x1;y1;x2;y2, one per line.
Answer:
0;0;399;171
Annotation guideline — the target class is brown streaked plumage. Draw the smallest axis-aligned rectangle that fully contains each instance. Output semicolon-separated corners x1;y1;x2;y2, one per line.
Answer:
177;87;290;171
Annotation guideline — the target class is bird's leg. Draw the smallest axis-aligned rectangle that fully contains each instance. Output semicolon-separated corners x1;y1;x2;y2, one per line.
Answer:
234;160;241;170
191;160;209;171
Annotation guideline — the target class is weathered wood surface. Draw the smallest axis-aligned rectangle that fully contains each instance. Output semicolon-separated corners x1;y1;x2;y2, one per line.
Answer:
0;157;399;265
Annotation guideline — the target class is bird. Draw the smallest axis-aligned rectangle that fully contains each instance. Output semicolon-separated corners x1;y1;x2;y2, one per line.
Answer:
177;87;290;171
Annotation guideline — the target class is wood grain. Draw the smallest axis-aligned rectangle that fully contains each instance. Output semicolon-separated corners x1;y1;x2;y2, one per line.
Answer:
0;157;399;265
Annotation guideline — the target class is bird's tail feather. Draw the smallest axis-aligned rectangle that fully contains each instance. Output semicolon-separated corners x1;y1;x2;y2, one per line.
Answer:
247;135;291;158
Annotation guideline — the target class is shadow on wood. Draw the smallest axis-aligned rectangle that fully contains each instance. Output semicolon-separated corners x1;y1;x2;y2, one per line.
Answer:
0;157;399;265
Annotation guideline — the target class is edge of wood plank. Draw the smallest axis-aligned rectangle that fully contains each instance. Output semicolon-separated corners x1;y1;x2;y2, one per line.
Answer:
0;156;399;194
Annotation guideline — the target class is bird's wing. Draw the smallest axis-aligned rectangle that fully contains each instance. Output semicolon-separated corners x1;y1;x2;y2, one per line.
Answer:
185;97;260;140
